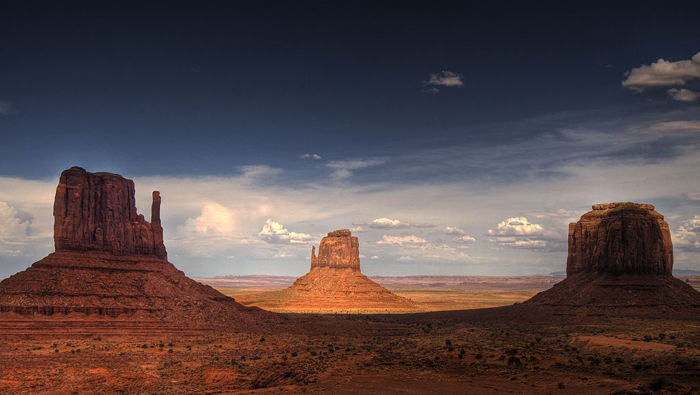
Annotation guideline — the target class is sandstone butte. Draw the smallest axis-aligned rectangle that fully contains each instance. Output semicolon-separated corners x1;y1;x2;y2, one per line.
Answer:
239;230;417;313
526;202;700;312
0;167;270;331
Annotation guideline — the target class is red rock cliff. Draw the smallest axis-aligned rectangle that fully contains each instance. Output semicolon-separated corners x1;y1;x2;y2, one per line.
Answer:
566;202;672;276
53;167;167;259
310;229;360;271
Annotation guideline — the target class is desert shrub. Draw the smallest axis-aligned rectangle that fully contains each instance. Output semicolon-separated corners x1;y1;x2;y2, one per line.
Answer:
168;349;173;353
475;353;483;360
643;335;653;342
658;333;666;340
259;337;265;343
557;382;565;389
648;377;669;391
291;352;298;357
507;356;522;368
141;344;148;349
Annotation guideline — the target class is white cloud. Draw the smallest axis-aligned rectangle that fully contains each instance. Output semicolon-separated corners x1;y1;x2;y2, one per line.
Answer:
622;52;700;92
326;159;384;179
673;216;700;250
444;226;467;235
667;88;698;102
258;219;313;244
488;217;544;236
354;217;409;229
423;71;464;91
455;235;476;243
181;202;235;235
300;153;322;160
0;202;31;256
376;234;427;246
371;217;404;228
487;217;550;249
171;202;238;257
442;226;476;244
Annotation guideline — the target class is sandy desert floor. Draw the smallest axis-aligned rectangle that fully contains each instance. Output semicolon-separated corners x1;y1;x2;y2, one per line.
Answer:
1;312;699;393
206;275;700;313
1;276;698;393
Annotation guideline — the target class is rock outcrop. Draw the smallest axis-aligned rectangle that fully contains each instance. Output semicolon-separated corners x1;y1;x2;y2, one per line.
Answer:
0;167;270;330
310;229;360;271
566;203;672;276
239;230;416;313
53;167;167;259
527;202;700;312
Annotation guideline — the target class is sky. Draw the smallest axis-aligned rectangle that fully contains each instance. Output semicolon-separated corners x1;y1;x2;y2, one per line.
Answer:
1;1;700;278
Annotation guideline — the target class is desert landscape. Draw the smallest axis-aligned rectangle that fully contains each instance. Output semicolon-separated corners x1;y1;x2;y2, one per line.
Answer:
2;2;700;394
0;169;699;393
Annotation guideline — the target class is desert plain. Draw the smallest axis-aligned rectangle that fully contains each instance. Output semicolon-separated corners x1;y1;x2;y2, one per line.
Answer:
1;275;699;394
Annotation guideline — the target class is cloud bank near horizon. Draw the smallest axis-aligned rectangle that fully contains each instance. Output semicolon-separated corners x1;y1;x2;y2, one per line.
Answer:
1;108;699;279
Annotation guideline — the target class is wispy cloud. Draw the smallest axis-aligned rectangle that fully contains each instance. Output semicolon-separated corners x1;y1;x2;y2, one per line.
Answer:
376;234;426;246
422;70;463;92
667;88;698;102
300;153;322;160
648;120;700;133
326;158;384;180
353;217;434;229
0;101;13;116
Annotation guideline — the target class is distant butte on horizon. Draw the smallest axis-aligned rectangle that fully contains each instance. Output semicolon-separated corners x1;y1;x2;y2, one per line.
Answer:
525;202;700;312
236;229;417;313
0;166;271;329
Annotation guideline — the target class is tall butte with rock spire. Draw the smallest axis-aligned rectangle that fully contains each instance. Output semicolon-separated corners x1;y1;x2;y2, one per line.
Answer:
0;167;269;332
240;230;416;313
526;202;700;312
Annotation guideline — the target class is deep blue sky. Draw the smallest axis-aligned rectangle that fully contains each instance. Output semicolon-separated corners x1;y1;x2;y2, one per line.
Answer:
1;1;699;178
1;1;699;278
